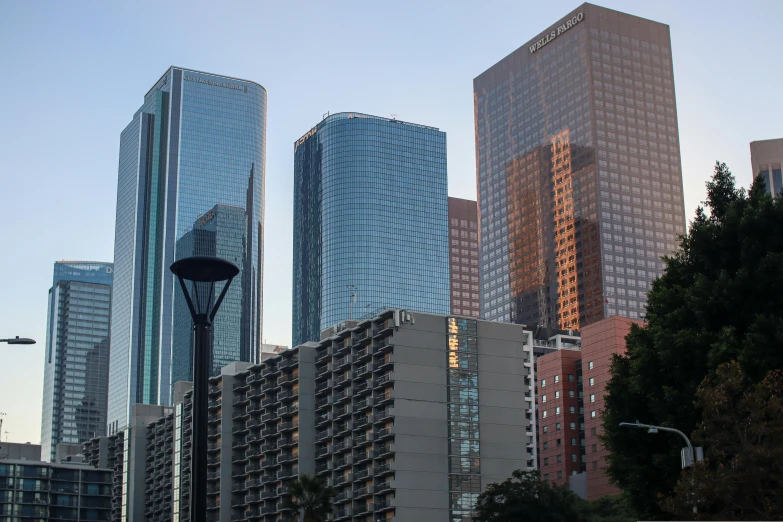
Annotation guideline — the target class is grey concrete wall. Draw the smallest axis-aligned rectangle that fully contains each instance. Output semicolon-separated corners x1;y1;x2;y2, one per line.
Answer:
390;312;450;522
297;345;317;474
477;320;531;488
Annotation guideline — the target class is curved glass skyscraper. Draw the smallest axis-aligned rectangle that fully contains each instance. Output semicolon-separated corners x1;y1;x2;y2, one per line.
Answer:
108;67;266;430
292;112;449;346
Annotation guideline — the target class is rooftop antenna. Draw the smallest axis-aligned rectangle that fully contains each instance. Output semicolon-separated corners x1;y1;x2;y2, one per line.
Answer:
347;285;358;320
0;413;5;442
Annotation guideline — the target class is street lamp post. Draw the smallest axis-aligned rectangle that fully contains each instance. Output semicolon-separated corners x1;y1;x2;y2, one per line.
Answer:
0;337;36;345
620;421;704;513
170;256;239;522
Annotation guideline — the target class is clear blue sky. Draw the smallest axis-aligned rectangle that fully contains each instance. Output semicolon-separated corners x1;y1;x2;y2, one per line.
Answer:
1;0;780;444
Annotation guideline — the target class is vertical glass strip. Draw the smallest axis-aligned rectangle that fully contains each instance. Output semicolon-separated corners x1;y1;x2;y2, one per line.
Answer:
446;317;480;522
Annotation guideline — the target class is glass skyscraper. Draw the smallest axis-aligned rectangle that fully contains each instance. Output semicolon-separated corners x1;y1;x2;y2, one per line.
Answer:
41;261;113;461
292;112;449;346
108;67;266;430
474;4;686;330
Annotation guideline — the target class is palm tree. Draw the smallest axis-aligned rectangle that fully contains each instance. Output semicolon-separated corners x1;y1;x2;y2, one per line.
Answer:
281;473;336;522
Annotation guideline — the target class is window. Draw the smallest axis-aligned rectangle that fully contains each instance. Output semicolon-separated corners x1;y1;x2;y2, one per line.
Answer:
542;410;548;418
554;375;560;383
556;423;561;431
557;471;563;479
592;461;599;470
591;427;597;436
557;454;563;463
544;474;550;480
589;377;595;386
591;411;597;418
542;394;547;403
571;454;577;463
590;394;596;403
568;390;575;398
592;444;598;453
543;442;549;450
570;438;577;446
555;407;561;415
588;361;594;370
556;439;562;447
544;457;549;466
569;406;575;414
568;374;574;382
543;426;549;433
555;391;560;399
569;422;576;430
541;379;546;387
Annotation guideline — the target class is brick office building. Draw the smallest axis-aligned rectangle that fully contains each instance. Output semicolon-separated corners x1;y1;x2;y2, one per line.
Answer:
582;316;640;500
536;349;586;486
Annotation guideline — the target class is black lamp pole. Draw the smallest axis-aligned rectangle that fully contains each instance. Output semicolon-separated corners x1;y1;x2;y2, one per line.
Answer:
170;256;239;522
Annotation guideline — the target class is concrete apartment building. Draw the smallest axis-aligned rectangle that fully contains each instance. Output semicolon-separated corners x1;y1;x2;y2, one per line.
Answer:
448;198;480;318
0;459;112;522
750;139;783;196
84;309;538;522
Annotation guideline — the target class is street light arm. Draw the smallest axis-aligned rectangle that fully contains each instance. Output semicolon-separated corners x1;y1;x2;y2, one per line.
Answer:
619;421;693;451
209;278;234;323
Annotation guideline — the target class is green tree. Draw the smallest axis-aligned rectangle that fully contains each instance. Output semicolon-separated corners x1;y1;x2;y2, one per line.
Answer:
589;492;638;522
602;162;783;518
281;473;336;522
473;470;589;522
662;362;783;520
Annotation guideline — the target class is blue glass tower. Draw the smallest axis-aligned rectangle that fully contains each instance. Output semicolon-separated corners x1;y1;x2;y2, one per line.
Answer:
108;67;266;430
41;261;113;461
292;112;450;346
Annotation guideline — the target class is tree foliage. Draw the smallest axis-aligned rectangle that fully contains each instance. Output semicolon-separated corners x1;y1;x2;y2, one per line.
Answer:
589;493;638;522
281;473;336;522
473;470;589;522
662;362;783;520
602;162;783;518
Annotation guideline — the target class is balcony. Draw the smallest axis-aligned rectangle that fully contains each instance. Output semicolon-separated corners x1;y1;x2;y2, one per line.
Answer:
277;485;291;496
210;384;222;394
262;457;277;468
233;436;248;448
208;398;221;410
333;374;349;387
375;427;393;440
374;391;393;406
375;481;393;493
354;415;373;429
278;453;294;464
262;381;278;392
315;446;329;457
277;420;298;433
374;373;393;388
232;380;248;391
334;356;351;369
353;467;373;480
333;390;351;404
333;473;352;486
247;387;262;399
278;437;298;448
333;508;352;520
353;502;374;515
375;444;393;458
280;358;297;369
333;491;352;503
315;381;331;395
374;357;393;372
375;409;393;422
315;411;331;425
244;494;262;504
373;338;393;353
355;432;373;445
353;450;373;463
262;366;277;377
315;348;331;362
278;389;294;401
354;347;372;362
332;439;352;453
233;394;249;405
373;320;394;337
334;406;352;420
316;429;331;442
375;499;395;512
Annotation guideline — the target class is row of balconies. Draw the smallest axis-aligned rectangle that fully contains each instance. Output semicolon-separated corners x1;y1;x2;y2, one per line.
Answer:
332;500;395;520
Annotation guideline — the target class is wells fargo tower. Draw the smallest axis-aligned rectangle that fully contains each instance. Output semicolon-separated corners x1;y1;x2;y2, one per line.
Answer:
474;3;686;329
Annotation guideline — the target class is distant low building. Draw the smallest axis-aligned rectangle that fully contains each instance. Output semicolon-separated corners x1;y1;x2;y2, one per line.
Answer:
0;459;112;521
0;442;41;461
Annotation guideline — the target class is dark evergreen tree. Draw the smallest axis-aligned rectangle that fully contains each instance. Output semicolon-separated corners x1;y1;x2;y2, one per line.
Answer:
602;162;783;519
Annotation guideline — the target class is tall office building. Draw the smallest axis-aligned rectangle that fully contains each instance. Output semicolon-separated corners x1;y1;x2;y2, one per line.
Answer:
448;198;480;318
750;139;783;196
292;112;449;346
474;4;686;329
41;261;113;462
108;67;266;431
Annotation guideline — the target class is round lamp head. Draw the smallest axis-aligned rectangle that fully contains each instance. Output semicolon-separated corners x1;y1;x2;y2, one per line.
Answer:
170;256;239;282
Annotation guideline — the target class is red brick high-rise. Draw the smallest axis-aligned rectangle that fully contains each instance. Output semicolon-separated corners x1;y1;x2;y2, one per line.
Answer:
536;348;585;487
582;316;641;500
448;197;480;317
